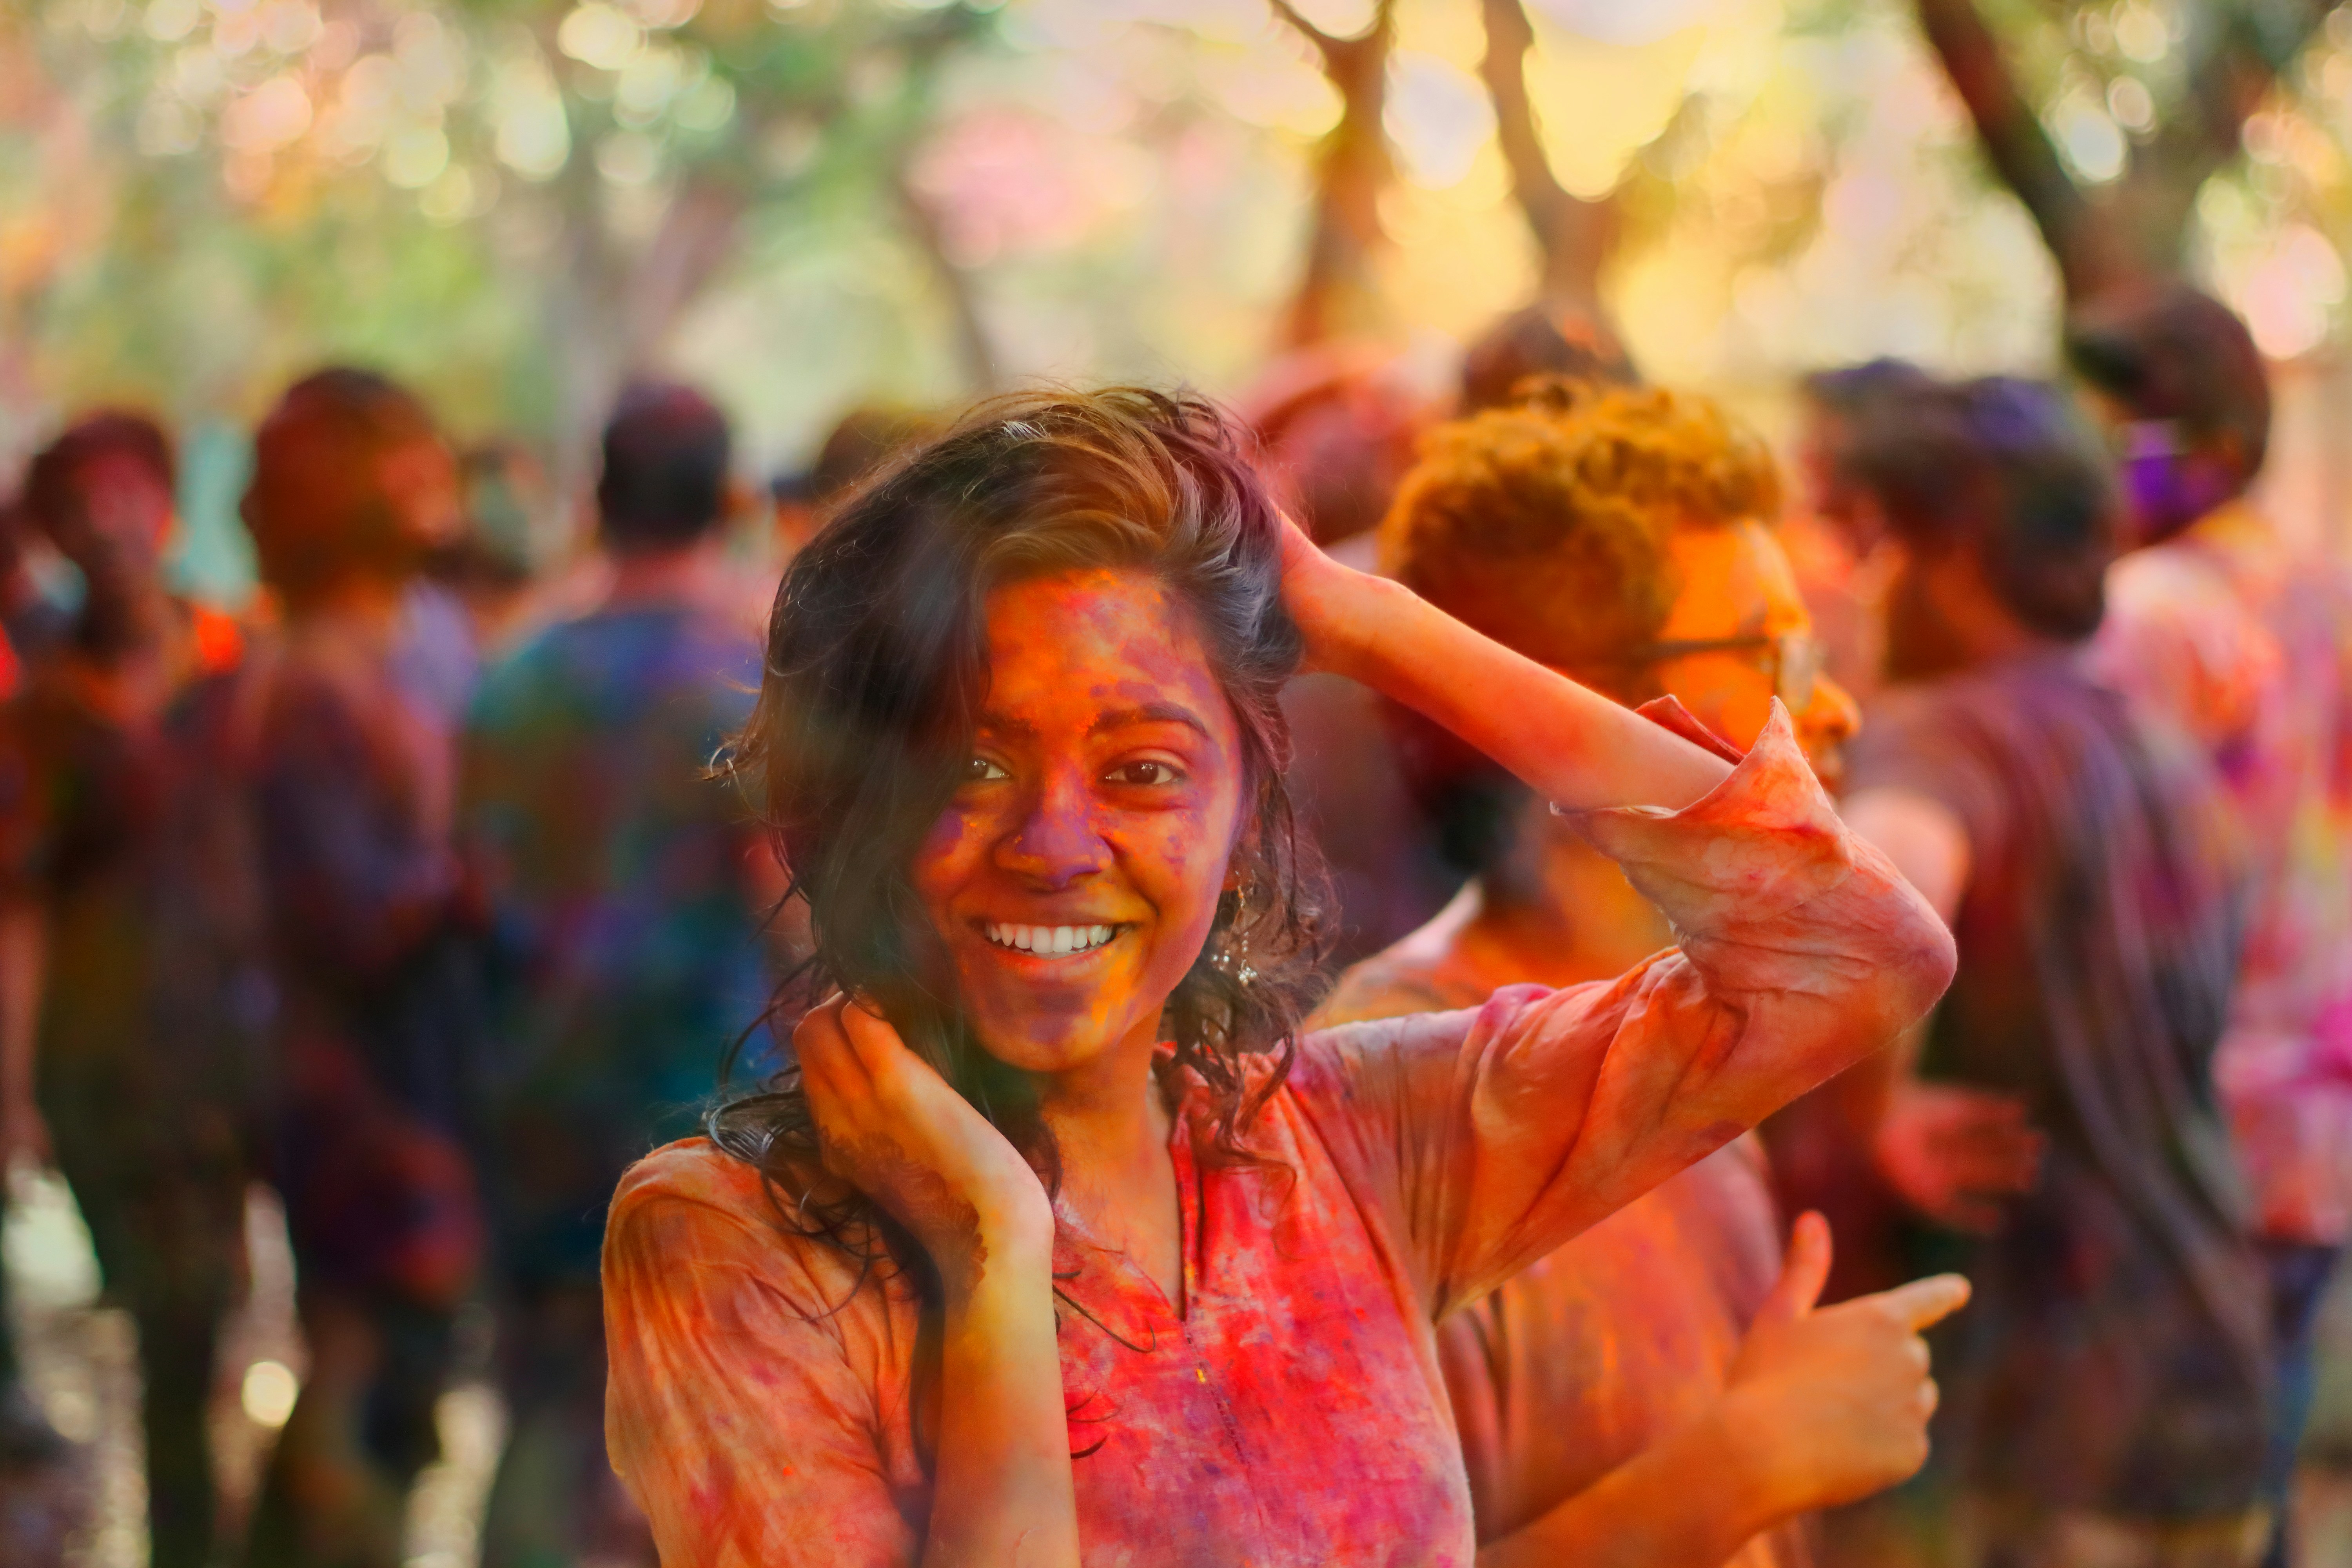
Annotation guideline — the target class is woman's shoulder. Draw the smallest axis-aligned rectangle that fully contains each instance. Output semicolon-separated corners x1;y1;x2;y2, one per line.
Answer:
607;1137;897;1314
613;1134;773;1215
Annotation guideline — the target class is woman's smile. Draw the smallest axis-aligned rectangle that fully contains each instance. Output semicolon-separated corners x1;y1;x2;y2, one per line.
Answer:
980;920;1127;958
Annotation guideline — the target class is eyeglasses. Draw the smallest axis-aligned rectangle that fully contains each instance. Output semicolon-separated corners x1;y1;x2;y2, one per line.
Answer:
1612;631;1826;711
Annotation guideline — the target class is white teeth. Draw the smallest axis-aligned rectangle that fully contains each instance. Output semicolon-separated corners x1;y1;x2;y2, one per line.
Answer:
984;921;1118;955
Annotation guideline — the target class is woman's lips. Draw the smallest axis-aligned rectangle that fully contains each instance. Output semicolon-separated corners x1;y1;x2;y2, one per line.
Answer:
982;920;1123;957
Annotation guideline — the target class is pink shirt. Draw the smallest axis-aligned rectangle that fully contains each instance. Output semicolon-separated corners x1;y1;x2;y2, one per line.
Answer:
600;709;1953;1566
2095;502;2352;1242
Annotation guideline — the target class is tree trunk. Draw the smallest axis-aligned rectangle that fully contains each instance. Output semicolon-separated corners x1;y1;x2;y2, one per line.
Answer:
1476;0;1615;313
896;174;1000;394
1272;0;1397;348
1913;0;2333;304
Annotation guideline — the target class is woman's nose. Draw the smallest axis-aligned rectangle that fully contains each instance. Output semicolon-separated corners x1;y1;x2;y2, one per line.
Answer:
998;772;1109;886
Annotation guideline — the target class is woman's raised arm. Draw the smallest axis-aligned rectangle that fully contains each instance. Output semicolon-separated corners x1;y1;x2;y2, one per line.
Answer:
1279;519;1733;813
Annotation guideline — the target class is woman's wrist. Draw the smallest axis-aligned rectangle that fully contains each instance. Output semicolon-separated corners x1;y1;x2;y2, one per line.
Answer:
935;1196;1056;1305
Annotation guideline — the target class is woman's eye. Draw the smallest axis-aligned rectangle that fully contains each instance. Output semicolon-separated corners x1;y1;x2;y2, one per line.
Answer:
965;756;1010;783
1107;760;1181;787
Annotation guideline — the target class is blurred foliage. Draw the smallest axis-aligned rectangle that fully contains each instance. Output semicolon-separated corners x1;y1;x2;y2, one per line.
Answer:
0;0;1001;458
3;0;2350;483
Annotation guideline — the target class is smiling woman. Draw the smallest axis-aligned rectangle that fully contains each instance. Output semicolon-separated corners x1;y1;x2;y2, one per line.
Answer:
599;387;1958;1568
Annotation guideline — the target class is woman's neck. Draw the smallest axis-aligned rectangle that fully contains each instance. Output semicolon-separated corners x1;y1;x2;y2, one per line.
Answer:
1034;1025;1182;1303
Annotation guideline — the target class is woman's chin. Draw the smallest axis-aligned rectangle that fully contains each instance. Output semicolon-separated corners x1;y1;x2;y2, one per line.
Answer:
966;1008;1149;1079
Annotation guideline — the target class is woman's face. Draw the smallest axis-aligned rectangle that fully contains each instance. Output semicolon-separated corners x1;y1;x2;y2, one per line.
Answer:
1650;519;1860;782
910;566;1248;1077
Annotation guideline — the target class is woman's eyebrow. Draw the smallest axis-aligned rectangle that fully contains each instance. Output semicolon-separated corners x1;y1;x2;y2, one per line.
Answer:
1087;702;1211;739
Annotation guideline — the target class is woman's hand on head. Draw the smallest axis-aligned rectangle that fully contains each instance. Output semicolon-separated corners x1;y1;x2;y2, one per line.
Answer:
795;994;1054;1295
1717;1211;1969;1517
1277;511;1387;680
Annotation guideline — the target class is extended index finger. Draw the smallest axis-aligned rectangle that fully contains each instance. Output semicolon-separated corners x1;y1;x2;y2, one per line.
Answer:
1880;1272;1972;1332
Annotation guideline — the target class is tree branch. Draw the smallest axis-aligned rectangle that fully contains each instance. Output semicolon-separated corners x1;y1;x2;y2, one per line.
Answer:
2164;0;2332;181
1272;0;1398;347
894;173;998;393
1913;0;2123;298
1267;0;1345;61
1476;0;1615;309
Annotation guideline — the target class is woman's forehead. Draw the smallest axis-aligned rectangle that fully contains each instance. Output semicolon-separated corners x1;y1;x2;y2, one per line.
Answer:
978;567;1234;732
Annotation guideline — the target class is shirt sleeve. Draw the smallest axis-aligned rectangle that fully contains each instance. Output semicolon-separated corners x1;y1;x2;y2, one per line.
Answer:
602;1154;925;1568
1290;702;1955;1319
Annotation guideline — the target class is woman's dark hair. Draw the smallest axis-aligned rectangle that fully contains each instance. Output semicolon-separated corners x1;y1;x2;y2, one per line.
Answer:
710;387;1328;1275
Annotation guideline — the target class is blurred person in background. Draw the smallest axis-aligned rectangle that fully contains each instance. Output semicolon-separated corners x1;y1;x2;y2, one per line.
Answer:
438;442;553;653
1837;376;2272;1567
235;369;487;1568
461;382;782;1568
0;412;261;1568
1771;358;2031;1316
1789;359;1945;711
0;491;80;678
1247;349;1457;969
770;404;941;561
1456;301;1638;416
2067;289;2352;1568
1319;381;1951;1568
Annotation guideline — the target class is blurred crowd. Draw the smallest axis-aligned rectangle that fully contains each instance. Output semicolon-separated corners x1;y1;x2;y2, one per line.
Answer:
0;278;2347;1568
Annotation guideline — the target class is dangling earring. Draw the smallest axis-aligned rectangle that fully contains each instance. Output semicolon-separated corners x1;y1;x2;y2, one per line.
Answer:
1214;884;1259;985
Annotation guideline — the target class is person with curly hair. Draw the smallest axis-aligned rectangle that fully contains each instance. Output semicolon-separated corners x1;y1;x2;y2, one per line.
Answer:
1318;380;1956;1568
598;387;1959;1567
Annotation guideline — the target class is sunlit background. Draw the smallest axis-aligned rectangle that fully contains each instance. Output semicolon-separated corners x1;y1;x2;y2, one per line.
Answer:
12;0;2352;597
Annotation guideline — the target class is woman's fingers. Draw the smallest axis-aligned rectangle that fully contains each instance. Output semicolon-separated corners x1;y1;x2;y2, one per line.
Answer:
793;994;867;1101
837;995;946;1105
